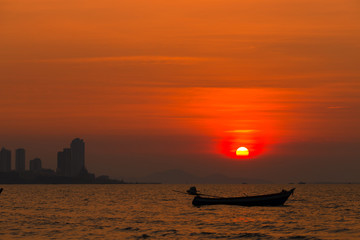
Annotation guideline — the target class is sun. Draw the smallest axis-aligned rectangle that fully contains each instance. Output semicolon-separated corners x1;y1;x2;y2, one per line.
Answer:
236;146;249;156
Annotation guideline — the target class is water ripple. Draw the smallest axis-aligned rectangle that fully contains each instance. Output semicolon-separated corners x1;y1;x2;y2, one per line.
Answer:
0;184;359;239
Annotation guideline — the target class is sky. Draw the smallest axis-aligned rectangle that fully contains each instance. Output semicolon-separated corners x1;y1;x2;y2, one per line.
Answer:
1;0;360;182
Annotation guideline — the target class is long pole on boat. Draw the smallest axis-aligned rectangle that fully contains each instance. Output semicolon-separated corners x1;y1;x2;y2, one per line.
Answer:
172;190;221;198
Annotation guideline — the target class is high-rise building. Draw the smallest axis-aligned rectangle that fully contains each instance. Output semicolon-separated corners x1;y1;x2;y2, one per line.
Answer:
56;138;86;177
29;158;42;171
70;138;85;176
57;148;72;176
15;148;25;171
0;147;11;172
63;148;72;176
57;151;65;175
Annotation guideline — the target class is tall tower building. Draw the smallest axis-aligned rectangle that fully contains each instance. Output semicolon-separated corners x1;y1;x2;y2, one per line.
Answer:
70;138;85;176
57;148;72;176
15;148;25;171
0;147;11;172
29;158;42;171
63;148;72;176
57;151;65;175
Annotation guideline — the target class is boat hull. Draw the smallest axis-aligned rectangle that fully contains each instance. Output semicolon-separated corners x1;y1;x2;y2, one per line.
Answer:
192;188;295;206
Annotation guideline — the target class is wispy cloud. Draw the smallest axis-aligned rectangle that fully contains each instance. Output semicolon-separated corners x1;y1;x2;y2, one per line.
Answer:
23;56;214;64
327;106;348;109
225;130;259;133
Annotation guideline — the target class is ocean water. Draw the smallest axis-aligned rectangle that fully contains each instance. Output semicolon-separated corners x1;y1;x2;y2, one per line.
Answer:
0;184;359;239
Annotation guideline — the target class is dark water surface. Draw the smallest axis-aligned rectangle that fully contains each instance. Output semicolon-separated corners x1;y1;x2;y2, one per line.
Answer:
0;184;359;239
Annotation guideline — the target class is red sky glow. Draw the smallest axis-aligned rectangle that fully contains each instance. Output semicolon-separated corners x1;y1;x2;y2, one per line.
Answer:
1;0;360;182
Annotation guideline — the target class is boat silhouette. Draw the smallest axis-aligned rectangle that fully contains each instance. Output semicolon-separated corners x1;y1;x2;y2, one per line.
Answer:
192;188;295;206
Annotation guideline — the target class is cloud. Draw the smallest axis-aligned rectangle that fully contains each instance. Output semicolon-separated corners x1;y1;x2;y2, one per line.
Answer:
22;56;213;64
327;106;348;109
225;130;259;133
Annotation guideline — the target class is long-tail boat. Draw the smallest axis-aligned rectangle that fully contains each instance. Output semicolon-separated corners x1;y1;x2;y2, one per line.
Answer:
192;188;295;206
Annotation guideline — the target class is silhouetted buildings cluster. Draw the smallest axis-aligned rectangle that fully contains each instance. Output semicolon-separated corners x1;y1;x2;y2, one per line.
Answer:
1;147;31;172
0;138;86;176
0;138;125;184
0;147;44;173
56;138;86;177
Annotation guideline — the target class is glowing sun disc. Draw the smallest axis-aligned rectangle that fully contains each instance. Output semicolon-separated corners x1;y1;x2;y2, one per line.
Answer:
236;147;249;156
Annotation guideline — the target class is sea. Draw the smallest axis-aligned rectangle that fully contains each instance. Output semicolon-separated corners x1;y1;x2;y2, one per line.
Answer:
0;184;359;239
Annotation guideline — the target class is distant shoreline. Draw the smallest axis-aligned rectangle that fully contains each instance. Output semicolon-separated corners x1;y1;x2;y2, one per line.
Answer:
0;170;126;184
0;182;162;185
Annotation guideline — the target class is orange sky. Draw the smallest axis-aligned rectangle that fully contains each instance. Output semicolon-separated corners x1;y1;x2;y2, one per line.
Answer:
1;0;360;182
